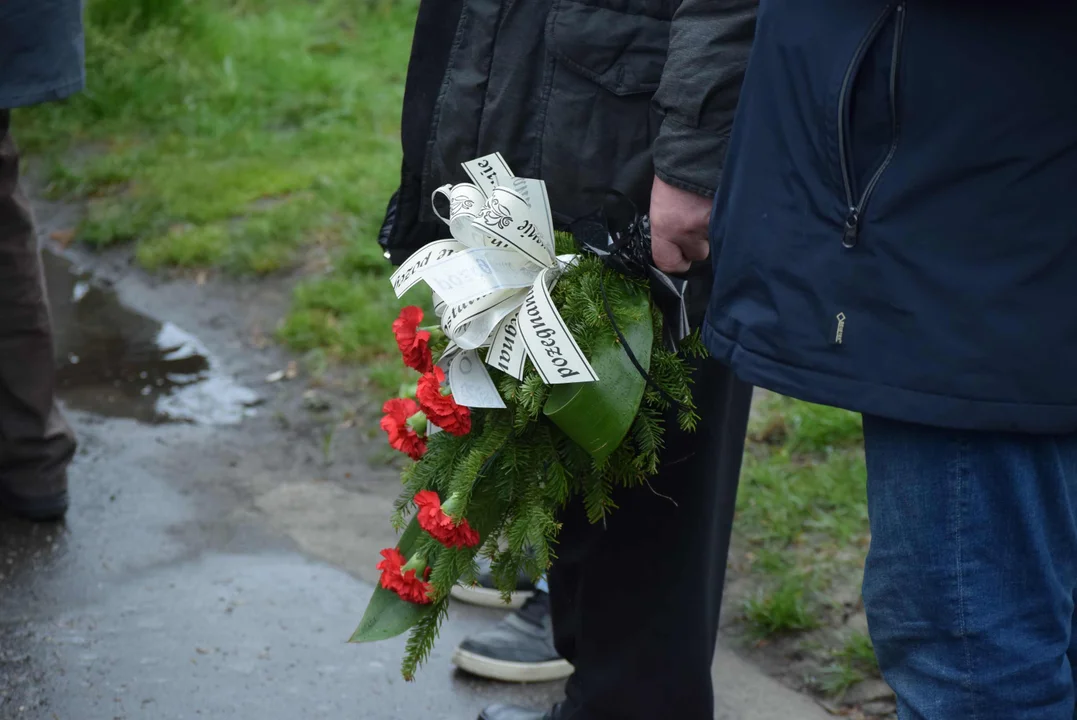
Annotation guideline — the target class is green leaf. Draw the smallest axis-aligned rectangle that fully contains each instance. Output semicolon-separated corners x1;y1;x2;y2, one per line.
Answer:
543;287;653;463
349;518;436;643
351;443;514;645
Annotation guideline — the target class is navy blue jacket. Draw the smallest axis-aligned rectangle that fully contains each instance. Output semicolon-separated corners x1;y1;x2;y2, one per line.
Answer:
705;0;1077;433
0;0;85;108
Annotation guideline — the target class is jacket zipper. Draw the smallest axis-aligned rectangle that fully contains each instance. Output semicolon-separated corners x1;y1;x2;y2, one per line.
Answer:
838;2;907;249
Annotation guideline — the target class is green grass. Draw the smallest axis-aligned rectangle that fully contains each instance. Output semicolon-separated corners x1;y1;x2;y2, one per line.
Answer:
88;0;207;32
817;659;864;696
743;575;821;637
736;395;873;665
817;632;880;695
837;631;879;675
19;0;416;374
739;395;868;556
735;394;880;694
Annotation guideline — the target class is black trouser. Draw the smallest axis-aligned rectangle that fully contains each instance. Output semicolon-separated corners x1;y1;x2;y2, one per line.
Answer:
0;109;76;495
548;357;753;720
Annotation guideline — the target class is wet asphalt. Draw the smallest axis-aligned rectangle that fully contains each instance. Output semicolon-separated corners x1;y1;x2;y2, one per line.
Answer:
0;206;830;720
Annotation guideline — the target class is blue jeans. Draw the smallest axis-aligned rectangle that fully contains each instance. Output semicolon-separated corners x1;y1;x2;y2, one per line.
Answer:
862;415;1077;720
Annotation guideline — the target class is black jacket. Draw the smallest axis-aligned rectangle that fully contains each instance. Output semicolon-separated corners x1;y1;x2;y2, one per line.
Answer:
381;0;756;265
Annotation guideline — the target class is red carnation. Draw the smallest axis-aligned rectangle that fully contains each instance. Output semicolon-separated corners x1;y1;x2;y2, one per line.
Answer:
376;547;406;591
414;490;481;549
376;548;433;605
393;306;433;374
416;367;471;436
381;398;427;460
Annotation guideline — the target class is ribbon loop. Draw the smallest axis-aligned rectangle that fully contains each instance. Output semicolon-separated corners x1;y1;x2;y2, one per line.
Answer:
391;240;466;298
391;155;600;408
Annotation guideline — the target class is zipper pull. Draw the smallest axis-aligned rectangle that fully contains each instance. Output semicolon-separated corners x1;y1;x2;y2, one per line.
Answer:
842;208;860;248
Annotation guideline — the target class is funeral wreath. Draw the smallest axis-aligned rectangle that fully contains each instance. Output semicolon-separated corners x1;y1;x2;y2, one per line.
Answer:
351;154;702;679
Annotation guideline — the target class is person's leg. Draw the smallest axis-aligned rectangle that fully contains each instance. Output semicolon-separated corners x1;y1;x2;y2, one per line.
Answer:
861;415;1077;720
546;357;752;720
0;109;76;520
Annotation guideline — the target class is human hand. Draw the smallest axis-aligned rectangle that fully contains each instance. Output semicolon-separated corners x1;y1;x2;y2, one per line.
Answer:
650;176;712;274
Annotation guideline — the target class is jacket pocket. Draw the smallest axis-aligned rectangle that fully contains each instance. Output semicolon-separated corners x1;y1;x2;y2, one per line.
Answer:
541;0;671;223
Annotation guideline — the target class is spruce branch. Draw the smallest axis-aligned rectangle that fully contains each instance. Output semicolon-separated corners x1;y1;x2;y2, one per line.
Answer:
401;599;449;681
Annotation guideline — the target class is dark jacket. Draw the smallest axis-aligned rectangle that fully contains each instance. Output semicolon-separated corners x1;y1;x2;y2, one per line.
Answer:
381;0;756;265
0;0;85;108
705;0;1077;433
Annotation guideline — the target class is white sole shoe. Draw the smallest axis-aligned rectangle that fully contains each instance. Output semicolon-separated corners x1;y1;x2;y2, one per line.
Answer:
451;647;574;683
450;584;534;609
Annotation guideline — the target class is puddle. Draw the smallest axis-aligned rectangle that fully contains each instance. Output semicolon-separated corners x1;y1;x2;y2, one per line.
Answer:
44;252;260;425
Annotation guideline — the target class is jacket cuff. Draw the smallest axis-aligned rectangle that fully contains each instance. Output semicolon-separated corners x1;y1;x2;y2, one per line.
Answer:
652;116;730;198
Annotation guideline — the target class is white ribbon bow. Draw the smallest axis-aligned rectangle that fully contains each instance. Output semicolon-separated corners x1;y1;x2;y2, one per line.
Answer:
389;153;599;409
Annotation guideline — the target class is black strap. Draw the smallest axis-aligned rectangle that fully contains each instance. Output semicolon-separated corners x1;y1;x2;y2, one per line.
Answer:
598;267;689;415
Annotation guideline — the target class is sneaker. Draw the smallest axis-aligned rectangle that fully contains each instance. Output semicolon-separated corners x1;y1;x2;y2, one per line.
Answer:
452;591;573;683
450;556;536;609
478;703;563;720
